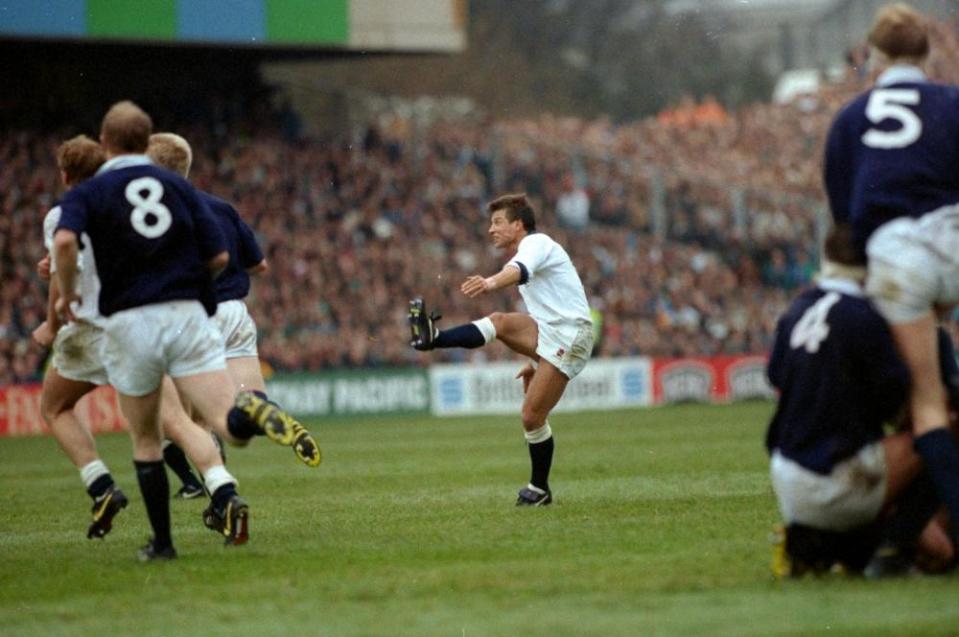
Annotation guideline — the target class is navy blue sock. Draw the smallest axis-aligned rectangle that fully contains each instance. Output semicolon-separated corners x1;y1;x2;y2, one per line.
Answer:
914;428;959;543
528;437;554;492
211;483;238;515
434;324;486;349
227;390;277;441
87;473;115;500
163;442;202;489
227;406;261;440
134;460;172;549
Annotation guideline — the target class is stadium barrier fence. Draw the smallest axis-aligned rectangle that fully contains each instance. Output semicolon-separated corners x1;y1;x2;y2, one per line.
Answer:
0;355;773;437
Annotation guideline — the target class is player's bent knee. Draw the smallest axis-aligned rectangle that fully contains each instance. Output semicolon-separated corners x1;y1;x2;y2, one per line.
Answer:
40;392;74;425
39;401;59;426
520;405;547;431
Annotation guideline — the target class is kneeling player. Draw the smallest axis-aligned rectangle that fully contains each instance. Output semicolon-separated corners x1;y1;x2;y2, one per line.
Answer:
766;226;953;576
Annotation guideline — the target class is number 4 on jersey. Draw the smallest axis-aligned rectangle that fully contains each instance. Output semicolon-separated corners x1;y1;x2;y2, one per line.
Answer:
789;292;841;353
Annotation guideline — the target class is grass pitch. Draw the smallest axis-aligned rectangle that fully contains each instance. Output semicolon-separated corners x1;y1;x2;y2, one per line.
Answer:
3;401;959;636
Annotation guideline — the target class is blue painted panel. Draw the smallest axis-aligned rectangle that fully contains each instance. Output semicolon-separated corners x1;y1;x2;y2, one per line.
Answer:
0;0;85;36
177;0;265;43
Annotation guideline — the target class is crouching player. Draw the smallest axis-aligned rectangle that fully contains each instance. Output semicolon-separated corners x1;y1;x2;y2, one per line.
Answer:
146;132;320;467
766;225;953;577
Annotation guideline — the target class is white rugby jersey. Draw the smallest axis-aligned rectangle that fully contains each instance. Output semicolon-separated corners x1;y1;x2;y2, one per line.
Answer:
44;205;104;326
506;232;591;327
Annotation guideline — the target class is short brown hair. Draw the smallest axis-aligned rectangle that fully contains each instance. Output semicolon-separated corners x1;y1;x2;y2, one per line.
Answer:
823;223;864;266
487;193;536;232
56;135;106;186
147;132;193;178
868;3;929;61
100;100;152;154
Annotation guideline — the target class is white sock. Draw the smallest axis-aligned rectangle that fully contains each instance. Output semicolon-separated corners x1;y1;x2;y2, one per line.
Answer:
472;317;497;344
524;422;552;444
79;460;110;489
203;465;237;494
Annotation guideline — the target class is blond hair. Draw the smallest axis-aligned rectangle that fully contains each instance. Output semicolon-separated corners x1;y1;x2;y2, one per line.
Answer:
147;132;193;178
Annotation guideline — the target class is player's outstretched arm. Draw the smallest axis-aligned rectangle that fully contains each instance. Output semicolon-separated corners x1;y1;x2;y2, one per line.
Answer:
461;264;522;298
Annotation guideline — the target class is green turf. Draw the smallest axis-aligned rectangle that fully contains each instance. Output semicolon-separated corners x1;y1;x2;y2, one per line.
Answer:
2;402;959;636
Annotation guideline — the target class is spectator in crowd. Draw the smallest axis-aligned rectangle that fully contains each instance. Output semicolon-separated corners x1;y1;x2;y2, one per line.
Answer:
555;173;590;231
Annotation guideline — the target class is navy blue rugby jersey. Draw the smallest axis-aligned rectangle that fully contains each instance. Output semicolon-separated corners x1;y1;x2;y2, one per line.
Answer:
57;156;226;317
765;278;909;474
823;65;959;256
201;191;264;303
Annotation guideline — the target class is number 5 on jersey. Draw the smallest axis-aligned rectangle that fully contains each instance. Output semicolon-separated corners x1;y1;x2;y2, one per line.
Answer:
790;292;841;353
126;177;172;238
862;88;922;149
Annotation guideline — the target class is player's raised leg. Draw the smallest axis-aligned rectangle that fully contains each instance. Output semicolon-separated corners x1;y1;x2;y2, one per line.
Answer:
225;356;320;467
227;356;266;393
409;300;539;358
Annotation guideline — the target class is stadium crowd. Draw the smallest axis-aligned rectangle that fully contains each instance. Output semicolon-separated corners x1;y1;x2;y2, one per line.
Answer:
2;15;958;381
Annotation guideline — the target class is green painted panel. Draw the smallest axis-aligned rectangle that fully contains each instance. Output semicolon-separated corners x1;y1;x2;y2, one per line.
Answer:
266;0;348;44
87;0;177;40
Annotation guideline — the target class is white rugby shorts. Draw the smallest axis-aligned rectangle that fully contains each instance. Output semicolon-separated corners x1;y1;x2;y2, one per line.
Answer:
866;205;959;324
100;300;227;396
213;300;258;359
536;320;594;380
770;444;887;532
51;321;109;386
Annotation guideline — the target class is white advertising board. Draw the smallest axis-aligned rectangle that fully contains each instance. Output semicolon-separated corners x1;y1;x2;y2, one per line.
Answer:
429;357;654;416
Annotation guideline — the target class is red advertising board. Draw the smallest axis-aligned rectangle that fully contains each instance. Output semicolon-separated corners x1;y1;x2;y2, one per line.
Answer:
651;355;772;404
0;384;127;437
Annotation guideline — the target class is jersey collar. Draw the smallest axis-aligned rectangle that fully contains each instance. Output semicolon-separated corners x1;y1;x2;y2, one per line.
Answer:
96;154;153;175
818;277;864;297
876;64;927;87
